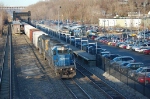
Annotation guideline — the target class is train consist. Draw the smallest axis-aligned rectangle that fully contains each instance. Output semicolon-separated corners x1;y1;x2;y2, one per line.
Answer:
23;23;76;78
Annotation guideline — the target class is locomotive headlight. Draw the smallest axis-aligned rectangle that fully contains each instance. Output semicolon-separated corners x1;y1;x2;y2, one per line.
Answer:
70;68;73;71
61;47;64;50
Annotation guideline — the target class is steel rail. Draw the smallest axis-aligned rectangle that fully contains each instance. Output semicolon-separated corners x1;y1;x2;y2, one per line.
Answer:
9;24;13;99
61;79;92;99
76;62;127;99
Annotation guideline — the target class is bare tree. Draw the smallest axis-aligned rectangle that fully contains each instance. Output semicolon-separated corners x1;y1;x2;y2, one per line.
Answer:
0;3;9;35
23;0;150;24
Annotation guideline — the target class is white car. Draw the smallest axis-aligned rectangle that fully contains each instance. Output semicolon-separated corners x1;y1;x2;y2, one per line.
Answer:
135;47;149;53
126;44;133;50
132;44;142;51
130;67;150;77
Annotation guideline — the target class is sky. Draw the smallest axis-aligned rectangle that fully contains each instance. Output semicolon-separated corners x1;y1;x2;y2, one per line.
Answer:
0;0;40;6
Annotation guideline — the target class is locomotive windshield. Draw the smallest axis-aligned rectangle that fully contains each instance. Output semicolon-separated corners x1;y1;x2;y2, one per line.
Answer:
57;47;72;54
58;49;68;54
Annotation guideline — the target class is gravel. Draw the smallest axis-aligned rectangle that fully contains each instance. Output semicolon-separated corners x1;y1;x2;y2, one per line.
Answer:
12;34;74;99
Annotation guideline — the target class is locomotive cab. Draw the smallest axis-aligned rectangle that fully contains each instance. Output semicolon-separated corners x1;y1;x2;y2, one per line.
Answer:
51;45;76;78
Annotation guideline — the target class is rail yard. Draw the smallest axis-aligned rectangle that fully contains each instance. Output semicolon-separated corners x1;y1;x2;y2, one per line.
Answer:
1;0;150;98
0;22;149;99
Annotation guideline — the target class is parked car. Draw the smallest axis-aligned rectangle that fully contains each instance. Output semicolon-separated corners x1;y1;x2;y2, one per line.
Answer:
122;62;144;74
131;43;144;51
120;62;130;67
101;51;110;56
130;67;150;77
91;35;98;40
103;54;120;60
111;56;135;65
137;73;150;84
126;44;133;50
143;48;150;55
116;42;124;47
120;43;127;49
135;47;149;53
111;42;117;46
94;36;101;40
95;48;107;54
140;43;150;48
119;62;130;72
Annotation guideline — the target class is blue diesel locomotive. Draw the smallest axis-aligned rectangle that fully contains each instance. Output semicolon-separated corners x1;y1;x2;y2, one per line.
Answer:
38;34;76;78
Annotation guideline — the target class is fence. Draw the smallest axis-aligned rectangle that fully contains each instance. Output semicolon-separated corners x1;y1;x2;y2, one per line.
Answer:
96;54;150;98
0;13;2;36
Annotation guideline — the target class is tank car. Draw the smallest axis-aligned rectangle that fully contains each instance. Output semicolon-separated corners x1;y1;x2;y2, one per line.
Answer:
38;34;76;78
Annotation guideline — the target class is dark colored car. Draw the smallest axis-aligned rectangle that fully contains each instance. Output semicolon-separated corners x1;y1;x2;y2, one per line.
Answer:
104;54;120;60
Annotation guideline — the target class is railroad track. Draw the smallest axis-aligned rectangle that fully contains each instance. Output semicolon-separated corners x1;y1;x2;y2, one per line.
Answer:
76;62;127;99
0;24;14;98
62;78;91;99
21;34;75;98
22;33;97;98
47;30;127;99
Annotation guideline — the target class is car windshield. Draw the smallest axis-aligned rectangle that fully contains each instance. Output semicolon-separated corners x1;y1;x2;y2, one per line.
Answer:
136;67;143;73
127;63;143;67
101;53;109;55
122;63;129;66
122;57;133;61
110;55;119;59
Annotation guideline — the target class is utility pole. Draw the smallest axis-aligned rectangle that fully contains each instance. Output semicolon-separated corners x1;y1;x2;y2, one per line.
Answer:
0;12;2;37
143;1;146;41
58;6;61;31
58;6;61;38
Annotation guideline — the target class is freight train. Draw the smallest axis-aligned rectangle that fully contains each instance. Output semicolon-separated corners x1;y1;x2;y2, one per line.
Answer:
23;23;76;78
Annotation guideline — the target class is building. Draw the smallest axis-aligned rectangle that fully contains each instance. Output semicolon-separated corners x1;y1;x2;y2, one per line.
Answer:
99;18;141;28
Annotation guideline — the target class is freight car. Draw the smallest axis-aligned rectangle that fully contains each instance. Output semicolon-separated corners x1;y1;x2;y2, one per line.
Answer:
11;21;25;34
38;34;76;78
24;23;76;78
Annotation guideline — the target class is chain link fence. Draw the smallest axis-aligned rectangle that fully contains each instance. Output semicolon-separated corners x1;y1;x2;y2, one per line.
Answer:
0;12;2;36
96;54;150;98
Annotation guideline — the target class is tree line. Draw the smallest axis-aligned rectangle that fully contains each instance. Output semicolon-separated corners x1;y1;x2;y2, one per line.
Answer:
20;0;150;24
0;4;9;34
